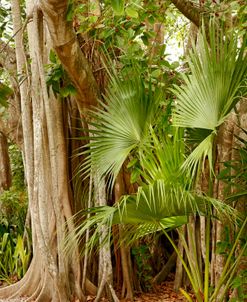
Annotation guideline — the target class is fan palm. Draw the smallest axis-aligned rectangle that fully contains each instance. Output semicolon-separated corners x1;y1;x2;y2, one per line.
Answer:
81;73;163;189
66;22;247;302
172;22;247;176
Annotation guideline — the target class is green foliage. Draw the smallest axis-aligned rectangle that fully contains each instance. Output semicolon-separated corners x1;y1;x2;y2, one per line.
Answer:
0;189;27;234
82;73;163;189
229;270;247;302
0;144;27;232
132;244;152;291
9;144;25;190
0;82;12;108
172;21;247;177
63;20;247;302
0;144;30;283
111;0;125;16
67;0;180;87
45;50;77;98
0;2;12;40
0;230;31;283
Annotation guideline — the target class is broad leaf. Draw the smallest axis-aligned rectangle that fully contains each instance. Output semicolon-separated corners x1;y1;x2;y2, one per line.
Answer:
111;0;125;15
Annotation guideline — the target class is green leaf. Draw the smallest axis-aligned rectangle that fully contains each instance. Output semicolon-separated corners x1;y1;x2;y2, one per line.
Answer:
60;84;77;97
125;7;139;19
151;69;162;78
49;50;57;64
60;86;70;98
172;22;247;176
111;0;125;15
127;158;138;168
130;168;141;183
66;1;74;21
141;34;149;46
0;83;12;108
82;73;163;188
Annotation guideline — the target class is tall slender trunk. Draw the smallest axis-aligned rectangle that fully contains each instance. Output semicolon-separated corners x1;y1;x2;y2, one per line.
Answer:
115;170;134;301
0;133;11;192
214;112;237;301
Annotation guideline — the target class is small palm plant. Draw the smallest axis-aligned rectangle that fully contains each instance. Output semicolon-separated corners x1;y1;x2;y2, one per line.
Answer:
65;22;247;302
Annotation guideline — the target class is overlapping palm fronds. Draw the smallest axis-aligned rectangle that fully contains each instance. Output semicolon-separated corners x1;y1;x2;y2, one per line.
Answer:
66;122;238;256
64;22;246;302
172;22;247;176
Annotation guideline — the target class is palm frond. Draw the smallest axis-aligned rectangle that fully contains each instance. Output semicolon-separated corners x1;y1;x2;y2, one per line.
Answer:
82;75;163;189
64;177;239;255
182;132;215;177
172;22;247;175
139;128;188;186
63;206;116;256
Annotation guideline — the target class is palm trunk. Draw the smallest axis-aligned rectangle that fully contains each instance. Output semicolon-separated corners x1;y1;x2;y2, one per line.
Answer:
230;100;247;299
214;112;237;301
115;171;134;301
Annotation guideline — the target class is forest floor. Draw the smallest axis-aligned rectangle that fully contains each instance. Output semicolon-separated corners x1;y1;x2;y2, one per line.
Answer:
86;281;187;302
0;280;188;301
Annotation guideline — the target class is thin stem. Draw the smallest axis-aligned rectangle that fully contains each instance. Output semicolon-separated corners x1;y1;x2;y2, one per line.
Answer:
210;216;247;301
82;173;93;292
179;226;203;290
204;139;216;302
204;213;211;302
217;241;247;302
160;225;203;302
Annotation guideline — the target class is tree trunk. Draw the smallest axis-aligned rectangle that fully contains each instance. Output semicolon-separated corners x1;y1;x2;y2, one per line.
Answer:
174;225;185;291
115;171;134;301
153;251;177;285
0;133;11;192
0;39;23;147
0;1;85;300
214;112;237;301
39;0;99;113
230;100;247;300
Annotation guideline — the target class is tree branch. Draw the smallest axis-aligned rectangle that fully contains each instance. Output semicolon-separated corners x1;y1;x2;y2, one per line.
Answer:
39;0;99;112
171;0;203;27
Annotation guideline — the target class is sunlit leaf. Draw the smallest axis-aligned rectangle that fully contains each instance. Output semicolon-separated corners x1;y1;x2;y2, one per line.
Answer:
172;22;247;176
125;7;139;19
111;0;125;15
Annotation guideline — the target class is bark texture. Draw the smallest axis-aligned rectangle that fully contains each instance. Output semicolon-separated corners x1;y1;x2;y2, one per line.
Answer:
0;133;11;192
39;0;99;112
171;0;202;27
0;0;85;300
0;0;114;300
0;39;23;147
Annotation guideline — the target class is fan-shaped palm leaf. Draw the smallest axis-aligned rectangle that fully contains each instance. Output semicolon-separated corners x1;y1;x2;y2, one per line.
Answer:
172;23;247;175
139;128;188;186
82;75;163;188
64;178;237;255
